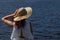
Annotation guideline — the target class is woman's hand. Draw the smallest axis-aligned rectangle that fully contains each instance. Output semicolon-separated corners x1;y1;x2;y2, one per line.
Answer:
14;9;19;18
13;9;19;17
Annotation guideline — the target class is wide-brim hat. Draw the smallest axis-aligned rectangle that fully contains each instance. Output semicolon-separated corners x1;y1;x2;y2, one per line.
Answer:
14;7;32;21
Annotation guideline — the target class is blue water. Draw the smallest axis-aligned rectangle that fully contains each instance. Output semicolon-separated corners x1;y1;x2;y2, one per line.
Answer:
0;0;60;40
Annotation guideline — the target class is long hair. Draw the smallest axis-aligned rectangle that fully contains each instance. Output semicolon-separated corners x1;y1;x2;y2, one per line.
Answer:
15;19;26;29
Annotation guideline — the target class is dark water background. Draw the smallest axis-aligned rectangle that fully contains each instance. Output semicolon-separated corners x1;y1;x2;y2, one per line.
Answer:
0;0;60;40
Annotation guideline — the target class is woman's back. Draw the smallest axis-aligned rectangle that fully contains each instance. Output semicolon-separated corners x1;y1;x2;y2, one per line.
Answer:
11;20;34;40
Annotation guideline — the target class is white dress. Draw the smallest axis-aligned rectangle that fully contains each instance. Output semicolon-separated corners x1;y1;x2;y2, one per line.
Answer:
10;20;34;40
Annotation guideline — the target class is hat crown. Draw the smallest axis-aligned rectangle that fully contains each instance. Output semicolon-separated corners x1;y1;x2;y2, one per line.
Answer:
14;7;32;21
18;9;27;16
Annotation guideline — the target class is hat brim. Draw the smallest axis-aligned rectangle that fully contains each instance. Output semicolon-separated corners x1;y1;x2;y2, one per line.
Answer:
14;7;32;21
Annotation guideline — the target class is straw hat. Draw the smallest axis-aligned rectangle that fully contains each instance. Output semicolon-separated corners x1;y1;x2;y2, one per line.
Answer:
14;7;32;21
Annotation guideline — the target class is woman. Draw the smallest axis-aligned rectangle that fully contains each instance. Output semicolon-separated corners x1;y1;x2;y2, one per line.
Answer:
2;7;34;40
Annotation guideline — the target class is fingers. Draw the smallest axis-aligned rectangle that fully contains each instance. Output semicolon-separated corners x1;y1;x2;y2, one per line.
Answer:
14;9;19;17
14;9;19;14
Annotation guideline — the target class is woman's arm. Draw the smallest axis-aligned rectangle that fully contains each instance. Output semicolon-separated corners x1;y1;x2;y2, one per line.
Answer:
30;22;33;35
1;9;18;27
2;14;14;27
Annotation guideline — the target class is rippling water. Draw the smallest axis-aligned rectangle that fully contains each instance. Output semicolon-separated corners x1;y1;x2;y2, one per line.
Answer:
0;0;60;40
